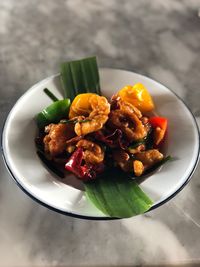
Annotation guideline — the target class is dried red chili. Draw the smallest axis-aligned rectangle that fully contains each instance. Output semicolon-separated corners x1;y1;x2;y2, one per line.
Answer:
65;148;104;181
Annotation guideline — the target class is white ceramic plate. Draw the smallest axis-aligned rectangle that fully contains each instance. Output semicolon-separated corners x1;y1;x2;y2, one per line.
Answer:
2;68;199;219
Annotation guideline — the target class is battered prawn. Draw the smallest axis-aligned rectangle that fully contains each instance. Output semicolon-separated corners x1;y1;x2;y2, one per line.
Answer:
109;98;147;142
43;123;75;157
69;93;110;136
76;139;104;164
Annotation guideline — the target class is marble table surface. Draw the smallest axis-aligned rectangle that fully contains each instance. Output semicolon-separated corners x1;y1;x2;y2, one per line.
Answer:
1;0;200;266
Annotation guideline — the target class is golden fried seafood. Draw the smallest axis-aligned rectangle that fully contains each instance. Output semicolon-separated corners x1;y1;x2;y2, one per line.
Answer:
135;149;164;169
69;93;110;136
76;139;104;164
132;149;164;176
69;93;96;118
37;81;168;183
133;160;144;177
43;123;75;157
109;98;147;142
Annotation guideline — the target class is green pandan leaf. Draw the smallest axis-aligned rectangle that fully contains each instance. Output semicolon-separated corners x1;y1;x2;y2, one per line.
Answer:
84;168;153;218
60;56;101;101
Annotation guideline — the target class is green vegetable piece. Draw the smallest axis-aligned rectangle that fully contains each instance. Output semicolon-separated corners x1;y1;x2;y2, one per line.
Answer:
36;98;71;129
43;88;59;102
60;118;92;124
84;169;153;218
128;140;145;150
145;128;154;149
60;56;101;101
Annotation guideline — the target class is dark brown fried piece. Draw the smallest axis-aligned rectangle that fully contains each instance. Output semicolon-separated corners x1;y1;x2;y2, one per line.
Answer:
112;149;132;172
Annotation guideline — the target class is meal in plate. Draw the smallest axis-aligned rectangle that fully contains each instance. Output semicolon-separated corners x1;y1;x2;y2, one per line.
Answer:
35;57;171;218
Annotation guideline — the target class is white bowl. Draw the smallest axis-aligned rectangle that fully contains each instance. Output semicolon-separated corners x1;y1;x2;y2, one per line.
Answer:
2;68;199;219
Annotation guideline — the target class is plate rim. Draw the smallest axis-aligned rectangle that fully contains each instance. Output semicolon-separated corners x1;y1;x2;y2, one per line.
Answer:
1;68;200;220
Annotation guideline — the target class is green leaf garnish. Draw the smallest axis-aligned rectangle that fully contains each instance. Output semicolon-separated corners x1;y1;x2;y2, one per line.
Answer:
84;168;153;218
60;56;101;101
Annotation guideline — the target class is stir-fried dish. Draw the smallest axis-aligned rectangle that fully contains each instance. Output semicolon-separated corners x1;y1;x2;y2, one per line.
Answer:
37;85;167;181
35;57;170;218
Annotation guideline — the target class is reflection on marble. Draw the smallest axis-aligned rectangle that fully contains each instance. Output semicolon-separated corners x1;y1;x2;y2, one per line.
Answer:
0;0;200;266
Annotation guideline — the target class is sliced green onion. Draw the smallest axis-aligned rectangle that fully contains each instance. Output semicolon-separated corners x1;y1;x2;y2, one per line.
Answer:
59;119;77;124
43;88;59;102
84;168;153;218
78;119;92;123
128;140;145;150
60;56;101;101
60;118;92;124
145;128;154;149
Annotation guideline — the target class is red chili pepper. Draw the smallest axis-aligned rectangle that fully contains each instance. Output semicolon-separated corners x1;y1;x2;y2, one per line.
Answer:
94;129;128;149
149;117;168;132
65;147;85;178
149;117;168;146
95;129;122;146
65;148;104;181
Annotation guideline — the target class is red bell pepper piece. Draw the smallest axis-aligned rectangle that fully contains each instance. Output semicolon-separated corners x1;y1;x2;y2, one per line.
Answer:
149;117;168;145
149;117;167;131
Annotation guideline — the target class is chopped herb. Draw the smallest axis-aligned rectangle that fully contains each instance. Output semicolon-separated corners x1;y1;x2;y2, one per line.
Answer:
128;140;145;150
43;88;59;102
144;128;154;149
60;118;92;124
60;119;77;124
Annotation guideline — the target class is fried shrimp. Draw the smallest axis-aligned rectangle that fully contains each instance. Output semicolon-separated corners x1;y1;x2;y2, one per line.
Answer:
109;98;147;142
43;123;75;156
69;93;110;136
76;139;104;164
135;149;164;169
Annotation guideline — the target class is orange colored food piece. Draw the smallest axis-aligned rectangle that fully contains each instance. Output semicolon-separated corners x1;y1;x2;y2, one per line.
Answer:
69;93;95;118
118;83;155;113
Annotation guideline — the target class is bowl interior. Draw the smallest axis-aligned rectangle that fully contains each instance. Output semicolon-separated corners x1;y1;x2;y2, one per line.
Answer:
2;68;199;218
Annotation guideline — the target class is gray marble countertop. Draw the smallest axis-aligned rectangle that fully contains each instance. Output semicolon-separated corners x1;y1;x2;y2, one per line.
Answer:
1;0;200;266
